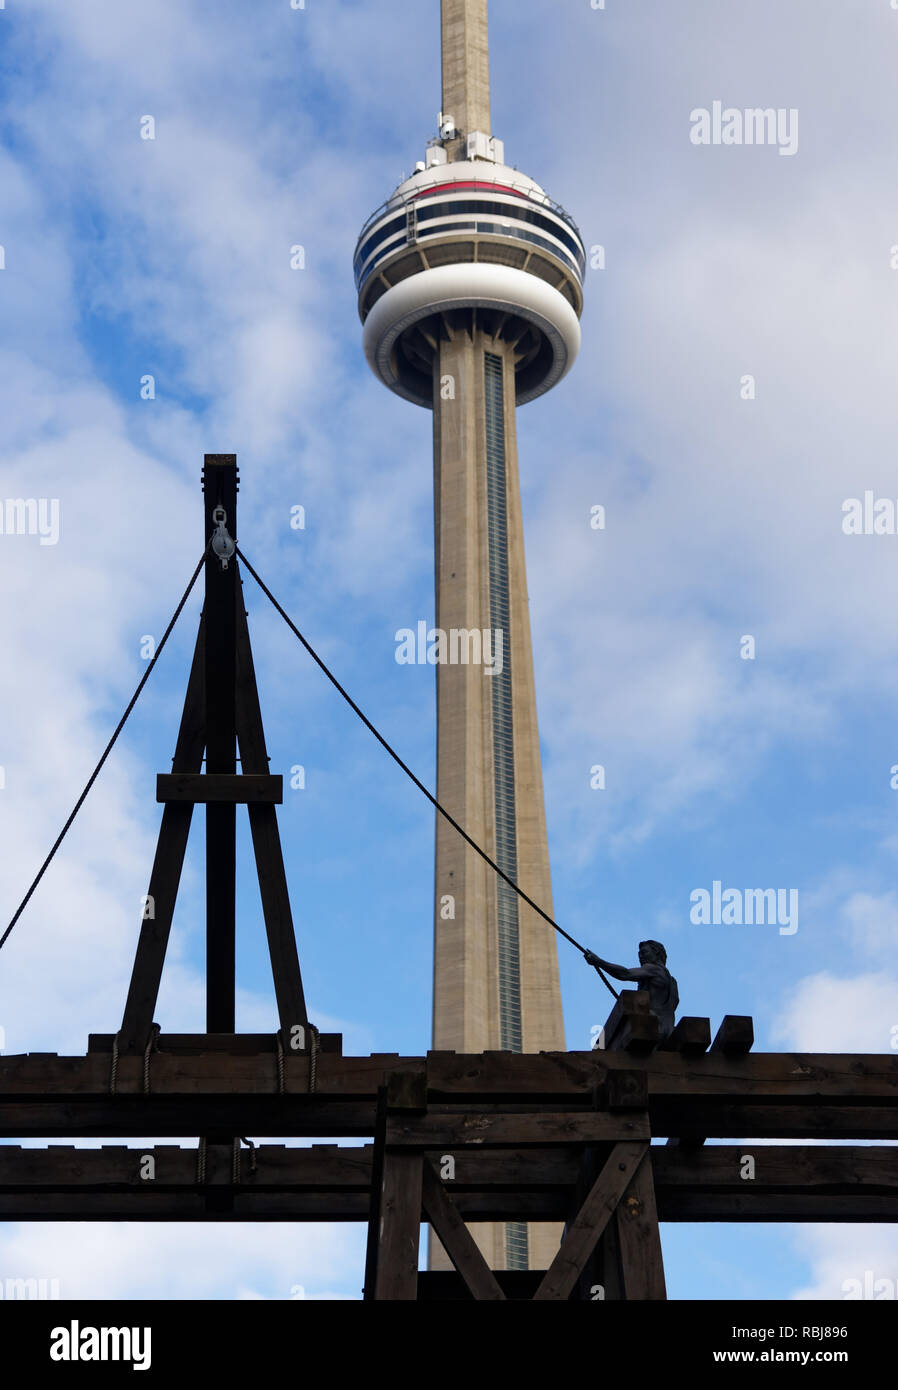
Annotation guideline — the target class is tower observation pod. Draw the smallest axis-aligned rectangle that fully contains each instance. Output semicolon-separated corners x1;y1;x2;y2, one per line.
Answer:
355;160;585;407
354;0;584;1275
355;146;586;408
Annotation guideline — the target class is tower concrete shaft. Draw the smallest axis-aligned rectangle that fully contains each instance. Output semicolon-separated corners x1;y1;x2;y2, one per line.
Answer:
441;0;491;160
432;327;564;1058
431;323;565;1273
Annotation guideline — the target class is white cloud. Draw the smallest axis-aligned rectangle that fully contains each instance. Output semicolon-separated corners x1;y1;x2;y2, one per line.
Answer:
0;1220;365;1301
791;1225;898;1301
771;971;898;1053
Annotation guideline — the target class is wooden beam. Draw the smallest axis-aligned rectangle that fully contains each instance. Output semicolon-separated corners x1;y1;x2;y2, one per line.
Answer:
385;1112;649;1147
5;1095;896;1143
0;1051;425;1095
650;1104;898;1140
666;1017;754;1147
420;1159;505;1300
657;1193;898;1222
0;1097;380;1138
2;1143;892;1195
533;1143;648;1301
156;774;282;803
4;1049;898;1109
363;1088;387;1299
0;1143;896;1225
658;1017;711;1056
4;1049;898;1114
118;619;206;1052
602;991;660;1055
655;1144;898;1190
711;1015;754;1054
424;1049;898;1103
616;1151;666;1299
658;1020;709;1148
235;599;308;1032
373;1150;423;1300
570;1082;611;1301
203;455;238;1032
88;1033;342;1056
1;1188;895;1224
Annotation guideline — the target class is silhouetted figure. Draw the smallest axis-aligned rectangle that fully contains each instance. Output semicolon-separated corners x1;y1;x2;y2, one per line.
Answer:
585;940;679;1040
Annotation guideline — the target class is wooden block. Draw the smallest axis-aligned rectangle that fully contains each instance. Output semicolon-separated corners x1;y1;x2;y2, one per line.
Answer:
658;1018;711;1056
602;992;659;1054
614;1016;660;1056
386;1068;427;1111
603;989;651;1030
156;773;283;804
711;1016;754;1054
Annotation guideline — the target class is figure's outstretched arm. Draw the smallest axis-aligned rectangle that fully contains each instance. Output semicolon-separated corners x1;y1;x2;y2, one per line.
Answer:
583;951;641;983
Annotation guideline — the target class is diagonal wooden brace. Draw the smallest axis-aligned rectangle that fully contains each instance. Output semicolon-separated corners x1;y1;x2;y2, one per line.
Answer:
235;595;307;1032
533;1141;649;1300
119;619;206;1052
421;1158;505;1300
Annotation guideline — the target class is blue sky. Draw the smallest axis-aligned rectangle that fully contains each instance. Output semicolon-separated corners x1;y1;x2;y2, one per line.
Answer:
0;0;897;1300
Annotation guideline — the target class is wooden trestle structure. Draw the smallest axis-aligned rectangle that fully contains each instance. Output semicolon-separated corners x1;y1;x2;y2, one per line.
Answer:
1;456;896;1301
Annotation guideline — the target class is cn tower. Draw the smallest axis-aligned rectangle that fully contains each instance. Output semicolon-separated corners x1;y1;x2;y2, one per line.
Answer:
354;1;585;1271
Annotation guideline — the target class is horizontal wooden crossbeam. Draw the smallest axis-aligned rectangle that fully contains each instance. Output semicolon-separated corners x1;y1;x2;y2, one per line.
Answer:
3;1047;896;1100
156;774;283;803
385;1113;650;1146
1;1143;892;1223
1;1048;896;1141
87;1033;343;1056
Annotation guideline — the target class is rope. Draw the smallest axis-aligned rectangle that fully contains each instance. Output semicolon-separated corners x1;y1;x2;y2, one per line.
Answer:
109;1033;121;1095
196;1138;207;1185
143;1022;161;1093
111;1024;161;1093
236;546;619;1002
235;1136;257;1181
276;1024;322;1092
0;543;211;955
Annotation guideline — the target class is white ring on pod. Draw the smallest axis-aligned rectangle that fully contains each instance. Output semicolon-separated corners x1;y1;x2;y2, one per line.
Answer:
361;262;582;408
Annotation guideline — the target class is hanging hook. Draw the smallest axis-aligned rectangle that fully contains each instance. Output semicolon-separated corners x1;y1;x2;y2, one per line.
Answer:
211;505;235;570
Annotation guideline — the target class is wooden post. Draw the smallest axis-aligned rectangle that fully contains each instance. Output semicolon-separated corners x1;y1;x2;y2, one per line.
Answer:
373;1150;423;1299
372;1072;427;1299
617;1149;667;1299
203;455;238;1032
362;1086;388;1300
573;1080;612;1301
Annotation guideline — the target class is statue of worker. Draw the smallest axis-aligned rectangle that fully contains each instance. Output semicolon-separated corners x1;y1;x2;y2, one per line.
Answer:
584;940;679;1040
